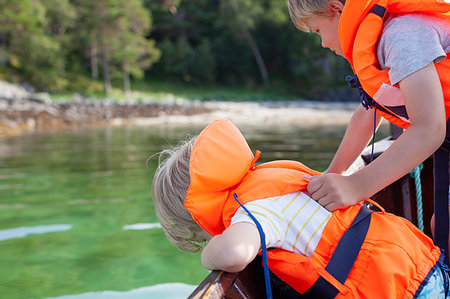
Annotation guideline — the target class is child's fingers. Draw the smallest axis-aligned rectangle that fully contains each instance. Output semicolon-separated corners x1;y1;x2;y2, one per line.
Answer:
323;201;338;212
310;185;329;203
316;193;338;211
305;176;323;195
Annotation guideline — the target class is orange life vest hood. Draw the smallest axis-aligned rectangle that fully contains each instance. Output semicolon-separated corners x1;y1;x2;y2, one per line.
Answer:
339;0;450;128
184;119;441;297
185;118;320;236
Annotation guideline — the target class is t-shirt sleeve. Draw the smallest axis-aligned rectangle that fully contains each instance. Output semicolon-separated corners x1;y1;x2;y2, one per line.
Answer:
230;200;285;249
378;15;447;85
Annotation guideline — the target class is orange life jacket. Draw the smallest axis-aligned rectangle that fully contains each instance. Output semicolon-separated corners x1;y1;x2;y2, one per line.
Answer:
185;119;441;298
338;0;450;129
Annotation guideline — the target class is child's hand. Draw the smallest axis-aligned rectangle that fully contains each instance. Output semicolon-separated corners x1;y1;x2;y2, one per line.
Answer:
304;174;362;211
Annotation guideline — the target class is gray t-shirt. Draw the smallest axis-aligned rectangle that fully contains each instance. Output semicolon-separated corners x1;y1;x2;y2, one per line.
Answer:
374;13;449;120
377;13;450;85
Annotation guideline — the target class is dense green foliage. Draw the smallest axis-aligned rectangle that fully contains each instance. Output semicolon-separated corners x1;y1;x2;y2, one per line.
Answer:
0;0;352;97
0;0;160;92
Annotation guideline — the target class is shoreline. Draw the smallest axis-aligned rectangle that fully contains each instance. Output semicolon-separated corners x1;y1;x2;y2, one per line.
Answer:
0;97;211;136
132;100;358;128
0;81;359;137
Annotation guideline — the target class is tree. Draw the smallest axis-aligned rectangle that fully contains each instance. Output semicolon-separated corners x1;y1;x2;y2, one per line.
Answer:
73;0;160;94
192;39;215;83
158;38;194;81
145;0;218;84
0;0;71;89
114;0;160;94
228;0;270;86
0;0;351;96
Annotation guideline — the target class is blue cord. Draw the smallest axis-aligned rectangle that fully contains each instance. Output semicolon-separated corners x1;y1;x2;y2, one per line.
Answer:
370;106;378;163
346;74;378;163
233;193;273;299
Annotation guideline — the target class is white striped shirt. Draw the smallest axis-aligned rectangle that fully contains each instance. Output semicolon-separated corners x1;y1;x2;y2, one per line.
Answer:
230;191;332;257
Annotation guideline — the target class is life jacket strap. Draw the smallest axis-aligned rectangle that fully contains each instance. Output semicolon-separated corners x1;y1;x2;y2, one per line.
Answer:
434;119;450;266
346;75;403;121
346;75;376;110
369;4;387;19
303;205;373;298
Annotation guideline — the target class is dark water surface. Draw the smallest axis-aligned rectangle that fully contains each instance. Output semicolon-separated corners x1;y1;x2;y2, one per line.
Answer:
0;123;388;298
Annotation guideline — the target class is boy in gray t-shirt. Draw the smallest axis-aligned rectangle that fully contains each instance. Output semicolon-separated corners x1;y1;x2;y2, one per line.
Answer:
288;0;450;269
377;13;450;203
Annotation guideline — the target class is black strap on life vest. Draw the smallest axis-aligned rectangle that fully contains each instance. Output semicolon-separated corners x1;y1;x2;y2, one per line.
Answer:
370;4;387;19
434;119;450;266
302;205;373;298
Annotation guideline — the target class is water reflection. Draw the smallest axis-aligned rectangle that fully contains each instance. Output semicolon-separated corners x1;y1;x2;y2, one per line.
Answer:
123;223;162;230
0;224;72;241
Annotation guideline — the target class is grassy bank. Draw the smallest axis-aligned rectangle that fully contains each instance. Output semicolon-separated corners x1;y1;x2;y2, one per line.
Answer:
45;80;302;103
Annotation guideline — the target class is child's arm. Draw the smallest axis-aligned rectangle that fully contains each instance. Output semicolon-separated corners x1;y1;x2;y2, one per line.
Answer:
308;62;446;211
327;105;382;175
201;222;261;273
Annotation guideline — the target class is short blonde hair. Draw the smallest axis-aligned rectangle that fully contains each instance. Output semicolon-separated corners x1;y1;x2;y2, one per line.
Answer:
287;0;345;31
151;136;206;253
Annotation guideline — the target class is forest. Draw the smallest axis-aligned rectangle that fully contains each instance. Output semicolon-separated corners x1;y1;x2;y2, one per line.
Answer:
0;0;353;98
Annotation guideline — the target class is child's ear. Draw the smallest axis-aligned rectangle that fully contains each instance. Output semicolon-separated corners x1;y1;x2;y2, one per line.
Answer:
328;0;344;14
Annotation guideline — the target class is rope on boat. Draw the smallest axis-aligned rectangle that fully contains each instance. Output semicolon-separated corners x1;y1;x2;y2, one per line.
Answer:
410;163;424;232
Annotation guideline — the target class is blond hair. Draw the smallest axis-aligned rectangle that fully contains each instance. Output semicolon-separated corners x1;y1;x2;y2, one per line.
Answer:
151;136;206;253
287;0;345;31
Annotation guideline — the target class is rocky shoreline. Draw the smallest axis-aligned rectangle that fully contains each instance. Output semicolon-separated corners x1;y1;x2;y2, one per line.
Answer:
0;81;359;137
0;81;212;136
0;97;211;136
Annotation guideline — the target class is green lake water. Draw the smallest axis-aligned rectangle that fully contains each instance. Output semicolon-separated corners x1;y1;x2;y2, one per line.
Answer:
0;121;389;299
